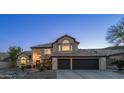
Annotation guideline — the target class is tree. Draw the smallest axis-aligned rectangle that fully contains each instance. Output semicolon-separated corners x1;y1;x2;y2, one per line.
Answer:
8;46;23;67
106;18;124;45
42;55;52;70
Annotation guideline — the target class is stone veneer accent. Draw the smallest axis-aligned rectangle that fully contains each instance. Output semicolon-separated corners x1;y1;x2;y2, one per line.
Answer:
52;58;58;70
99;57;106;70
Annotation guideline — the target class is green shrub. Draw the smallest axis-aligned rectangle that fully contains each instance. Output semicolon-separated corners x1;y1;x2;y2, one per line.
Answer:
36;62;44;72
38;66;44;72
111;60;124;71
20;64;26;71
26;65;32;69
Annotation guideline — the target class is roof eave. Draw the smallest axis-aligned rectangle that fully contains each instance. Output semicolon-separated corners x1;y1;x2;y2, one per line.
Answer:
51;55;107;57
31;46;53;49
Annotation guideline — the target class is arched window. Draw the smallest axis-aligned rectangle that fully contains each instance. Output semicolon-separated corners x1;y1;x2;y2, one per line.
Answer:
20;57;27;65
59;39;72;51
62;40;70;44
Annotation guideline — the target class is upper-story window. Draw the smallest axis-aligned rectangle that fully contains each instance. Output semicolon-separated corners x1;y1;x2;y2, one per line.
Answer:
44;49;51;54
59;39;72;52
62;40;70;44
62;45;70;51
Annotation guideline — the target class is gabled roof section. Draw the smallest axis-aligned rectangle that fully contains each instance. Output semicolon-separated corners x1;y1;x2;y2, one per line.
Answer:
18;51;32;58
21;51;32;56
53;34;80;44
30;35;79;49
31;43;53;49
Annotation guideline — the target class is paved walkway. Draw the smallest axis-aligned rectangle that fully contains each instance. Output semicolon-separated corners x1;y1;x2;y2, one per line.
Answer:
57;70;124;79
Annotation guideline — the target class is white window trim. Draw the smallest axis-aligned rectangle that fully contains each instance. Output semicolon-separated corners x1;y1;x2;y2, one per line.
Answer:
62;40;70;44
20;57;27;64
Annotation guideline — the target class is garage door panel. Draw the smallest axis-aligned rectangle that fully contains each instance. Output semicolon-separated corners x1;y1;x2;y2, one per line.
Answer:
58;59;70;69
72;59;99;70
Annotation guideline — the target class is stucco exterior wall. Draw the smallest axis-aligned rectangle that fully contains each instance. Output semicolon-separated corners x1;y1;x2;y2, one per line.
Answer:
32;49;42;63
72;43;78;52
52;43;58;53
32;48;52;65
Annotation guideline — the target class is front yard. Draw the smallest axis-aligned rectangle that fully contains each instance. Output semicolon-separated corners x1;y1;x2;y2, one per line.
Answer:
0;68;124;79
0;68;56;79
21;70;56;79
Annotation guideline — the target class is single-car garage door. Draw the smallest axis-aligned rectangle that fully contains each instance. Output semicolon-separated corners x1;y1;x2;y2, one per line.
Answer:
72;59;99;70
58;59;70;69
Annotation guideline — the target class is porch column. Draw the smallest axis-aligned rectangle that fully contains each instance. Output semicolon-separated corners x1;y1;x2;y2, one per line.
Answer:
99;57;107;70
52;58;57;70
70;58;72;70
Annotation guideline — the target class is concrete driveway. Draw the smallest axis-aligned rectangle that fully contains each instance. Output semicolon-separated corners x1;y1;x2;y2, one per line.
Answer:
57;70;124;79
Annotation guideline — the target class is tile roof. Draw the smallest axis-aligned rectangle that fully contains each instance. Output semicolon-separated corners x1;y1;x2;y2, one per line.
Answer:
31;43;53;48
19;51;32;56
94;49;124;56
52;49;103;57
51;49;124;57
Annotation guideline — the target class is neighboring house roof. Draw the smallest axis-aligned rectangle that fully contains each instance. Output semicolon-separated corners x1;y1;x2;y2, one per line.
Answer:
19;51;32;57
31;43;53;49
52;49;124;57
0;53;9;61
94;49;124;56
104;46;124;50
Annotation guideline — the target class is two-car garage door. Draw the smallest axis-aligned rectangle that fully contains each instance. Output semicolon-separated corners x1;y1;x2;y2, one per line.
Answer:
72;59;99;70
58;59;99;70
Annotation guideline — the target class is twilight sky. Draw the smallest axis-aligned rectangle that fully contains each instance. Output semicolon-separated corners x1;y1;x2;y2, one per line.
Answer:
0;14;124;52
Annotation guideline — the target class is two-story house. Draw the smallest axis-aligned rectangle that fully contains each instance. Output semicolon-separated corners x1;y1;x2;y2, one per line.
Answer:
17;35;124;70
